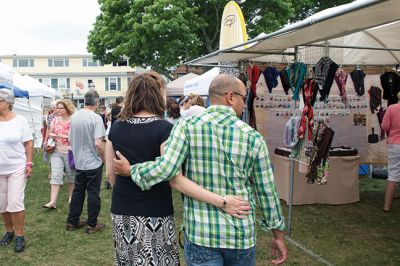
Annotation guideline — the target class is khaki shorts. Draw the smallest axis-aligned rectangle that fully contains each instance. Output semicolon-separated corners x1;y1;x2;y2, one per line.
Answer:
0;168;27;213
50;151;76;185
388;144;400;182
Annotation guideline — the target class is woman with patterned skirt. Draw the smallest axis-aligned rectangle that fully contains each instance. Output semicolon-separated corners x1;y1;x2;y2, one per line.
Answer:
105;72;250;265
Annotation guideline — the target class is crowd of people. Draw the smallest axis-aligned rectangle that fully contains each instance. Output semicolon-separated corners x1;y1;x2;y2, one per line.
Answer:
3;72;395;265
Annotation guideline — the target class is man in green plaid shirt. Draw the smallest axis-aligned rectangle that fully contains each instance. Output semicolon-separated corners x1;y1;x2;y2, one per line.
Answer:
114;74;287;265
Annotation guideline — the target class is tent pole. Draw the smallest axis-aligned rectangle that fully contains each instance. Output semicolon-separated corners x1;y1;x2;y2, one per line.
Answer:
286;46;300;237
186;63;238;68
303;44;400;52
27;98;39;154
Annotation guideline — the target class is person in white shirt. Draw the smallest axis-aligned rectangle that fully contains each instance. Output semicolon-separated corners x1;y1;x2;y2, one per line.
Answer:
182;93;207;117
0;89;33;252
178;95;191;117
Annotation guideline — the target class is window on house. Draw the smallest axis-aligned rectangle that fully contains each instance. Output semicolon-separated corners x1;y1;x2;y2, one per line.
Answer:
82;58;103;67
13;58;34;67
105;77;121;91
38;78;52;87
48;58;69;67
58;78;70;89
51;79;58;89
112;58;128;67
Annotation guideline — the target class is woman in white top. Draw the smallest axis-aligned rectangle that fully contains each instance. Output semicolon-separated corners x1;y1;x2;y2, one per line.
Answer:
43;99;75;209
177;95;191;117
185;94;207;116
0;89;33;252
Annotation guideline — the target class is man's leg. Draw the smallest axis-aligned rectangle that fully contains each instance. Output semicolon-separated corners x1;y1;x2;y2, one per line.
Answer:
67;170;87;225
86;165;103;227
222;245;256;266
184;233;223;266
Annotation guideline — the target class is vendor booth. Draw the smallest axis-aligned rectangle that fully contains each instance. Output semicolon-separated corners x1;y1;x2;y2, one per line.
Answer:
185;0;400;234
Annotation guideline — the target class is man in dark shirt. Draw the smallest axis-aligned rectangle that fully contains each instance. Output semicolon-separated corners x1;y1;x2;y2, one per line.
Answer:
111;96;123;126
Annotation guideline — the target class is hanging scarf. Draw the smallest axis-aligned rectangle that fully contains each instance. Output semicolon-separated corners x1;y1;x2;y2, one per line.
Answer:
284;117;301;148
287;62;307;101
298;79;315;140
247;65;261;97
377;107;387;140
306;121;335;185
314;57;333;91
263;67;280;93
350;69;366;96
368;86;382;114
279;68;291;95
334;68;349;106
316;60;338;102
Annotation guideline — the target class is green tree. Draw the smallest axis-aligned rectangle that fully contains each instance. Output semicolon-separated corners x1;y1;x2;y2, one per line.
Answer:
88;0;203;79
88;0;351;78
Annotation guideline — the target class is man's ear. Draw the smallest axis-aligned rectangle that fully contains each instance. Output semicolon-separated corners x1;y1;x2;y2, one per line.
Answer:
225;91;234;105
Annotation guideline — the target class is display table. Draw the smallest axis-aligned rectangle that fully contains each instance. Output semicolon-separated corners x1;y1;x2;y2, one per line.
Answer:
272;154;360;205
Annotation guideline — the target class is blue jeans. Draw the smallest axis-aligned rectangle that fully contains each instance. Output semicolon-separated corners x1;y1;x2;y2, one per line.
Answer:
184;234;256;266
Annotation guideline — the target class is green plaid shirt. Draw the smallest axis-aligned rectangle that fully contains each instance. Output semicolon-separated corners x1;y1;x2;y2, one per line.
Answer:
131;105;285;249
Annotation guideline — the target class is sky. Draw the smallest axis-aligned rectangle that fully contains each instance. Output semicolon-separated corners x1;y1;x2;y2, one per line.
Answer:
0;0;100;56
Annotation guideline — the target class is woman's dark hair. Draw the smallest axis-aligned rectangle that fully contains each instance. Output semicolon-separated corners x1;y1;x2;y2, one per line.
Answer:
166;97;181;119
119;71;166;119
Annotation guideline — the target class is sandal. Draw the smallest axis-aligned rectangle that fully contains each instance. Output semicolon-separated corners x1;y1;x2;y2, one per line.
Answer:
0;232;14;246
43;204;56;210
14;236;25;252
382;207;390;213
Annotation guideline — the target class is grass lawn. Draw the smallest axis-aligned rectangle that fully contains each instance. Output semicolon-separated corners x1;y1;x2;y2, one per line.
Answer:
0;153;399;265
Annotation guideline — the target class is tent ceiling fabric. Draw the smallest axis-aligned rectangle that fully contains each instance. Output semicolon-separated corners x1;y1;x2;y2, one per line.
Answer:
190;0;400;65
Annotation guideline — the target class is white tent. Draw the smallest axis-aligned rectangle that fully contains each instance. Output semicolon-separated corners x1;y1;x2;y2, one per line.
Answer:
184;67;220;96
167;73;199;96
0;63;58;148
0;63;12;83
187;0;400;65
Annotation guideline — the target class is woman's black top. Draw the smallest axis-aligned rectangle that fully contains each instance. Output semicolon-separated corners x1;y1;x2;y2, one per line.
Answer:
108;117;174;217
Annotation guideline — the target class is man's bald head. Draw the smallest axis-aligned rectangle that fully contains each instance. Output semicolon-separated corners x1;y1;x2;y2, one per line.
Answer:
209;74;242;103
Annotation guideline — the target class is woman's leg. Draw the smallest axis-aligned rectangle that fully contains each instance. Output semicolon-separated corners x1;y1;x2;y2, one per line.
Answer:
44;152;64;208
10;211;24;236
384;145;400;211
45;185;60;207
383;181;397;211
1;212;13;232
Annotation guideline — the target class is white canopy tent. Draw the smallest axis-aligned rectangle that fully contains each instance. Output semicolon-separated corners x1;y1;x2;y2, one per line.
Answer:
184;67;220;96
187;0;400;65
167;73;199;96
0;63;58;148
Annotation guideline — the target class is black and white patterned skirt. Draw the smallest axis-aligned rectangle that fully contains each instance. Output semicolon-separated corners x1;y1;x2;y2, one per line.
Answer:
111;214;179;266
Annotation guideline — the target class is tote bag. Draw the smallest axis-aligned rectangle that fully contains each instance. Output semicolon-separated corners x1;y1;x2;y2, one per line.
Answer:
68;149;75;170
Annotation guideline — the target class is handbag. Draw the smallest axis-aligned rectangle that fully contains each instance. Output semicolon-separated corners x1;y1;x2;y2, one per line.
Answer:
68;149;75;170
44;138;56;154
44;144;55;154
368;127;379;143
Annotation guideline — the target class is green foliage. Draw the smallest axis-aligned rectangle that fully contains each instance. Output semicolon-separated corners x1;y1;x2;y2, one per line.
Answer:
87;0;352;76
